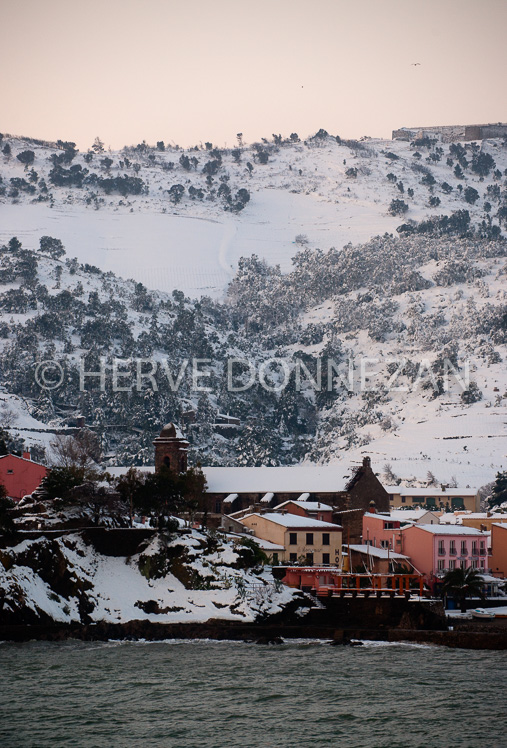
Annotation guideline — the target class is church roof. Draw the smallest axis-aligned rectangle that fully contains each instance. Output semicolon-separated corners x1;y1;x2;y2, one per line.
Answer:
203;466;352;494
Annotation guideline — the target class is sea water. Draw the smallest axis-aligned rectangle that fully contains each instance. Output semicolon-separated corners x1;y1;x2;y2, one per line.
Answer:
0;639;506;747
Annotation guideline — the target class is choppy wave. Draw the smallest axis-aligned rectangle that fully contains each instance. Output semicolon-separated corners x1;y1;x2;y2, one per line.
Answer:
1;639;506;747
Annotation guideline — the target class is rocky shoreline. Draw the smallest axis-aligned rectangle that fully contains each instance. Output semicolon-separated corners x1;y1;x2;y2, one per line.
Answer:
1;619;507;650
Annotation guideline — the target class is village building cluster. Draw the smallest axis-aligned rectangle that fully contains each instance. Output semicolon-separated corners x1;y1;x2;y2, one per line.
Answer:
2;424;507;600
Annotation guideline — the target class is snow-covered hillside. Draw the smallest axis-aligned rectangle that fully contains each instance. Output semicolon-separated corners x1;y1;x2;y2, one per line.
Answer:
1;131;506;297
0;529;300;626
1;129;506;488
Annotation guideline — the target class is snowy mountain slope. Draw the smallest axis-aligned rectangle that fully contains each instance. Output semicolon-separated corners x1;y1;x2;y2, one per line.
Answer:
1;129;506;488
1;131;505;297
1;227;505;487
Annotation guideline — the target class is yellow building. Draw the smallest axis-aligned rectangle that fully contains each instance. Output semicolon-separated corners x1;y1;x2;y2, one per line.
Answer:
239;512;342;567
386;486;479;513
460;514;507;532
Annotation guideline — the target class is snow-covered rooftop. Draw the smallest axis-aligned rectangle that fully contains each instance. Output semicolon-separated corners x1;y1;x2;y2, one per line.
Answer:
404;524;486;536
223;493;238;504
388;509;439;522
439;512;461;524
260;492;274;504
106;466;155;477
440;513;507;525
345;544;409;560
249;537;285;552
203;466;351;494
240;512;342;530
0;454;47;468
276;499;333;512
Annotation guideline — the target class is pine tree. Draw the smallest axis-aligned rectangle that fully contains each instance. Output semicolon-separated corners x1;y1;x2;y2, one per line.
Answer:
489;471;507;509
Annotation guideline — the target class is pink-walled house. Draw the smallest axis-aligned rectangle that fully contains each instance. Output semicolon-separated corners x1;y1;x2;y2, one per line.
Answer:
0;452;48;501
362;510;441;556
400;524;489;580
362;512;404;554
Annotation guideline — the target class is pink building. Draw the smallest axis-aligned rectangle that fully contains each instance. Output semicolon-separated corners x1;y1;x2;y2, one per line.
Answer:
362;512;404;555
362;510;441;556
0;452;47;501
400;524;489;580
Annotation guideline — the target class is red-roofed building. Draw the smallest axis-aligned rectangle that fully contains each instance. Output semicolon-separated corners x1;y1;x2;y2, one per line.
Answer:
0;452;48;501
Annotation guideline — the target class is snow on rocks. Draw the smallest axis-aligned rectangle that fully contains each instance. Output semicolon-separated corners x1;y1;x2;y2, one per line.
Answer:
0;529;301;626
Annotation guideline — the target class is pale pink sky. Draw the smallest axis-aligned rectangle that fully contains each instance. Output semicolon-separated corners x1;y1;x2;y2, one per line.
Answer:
1;0;506;150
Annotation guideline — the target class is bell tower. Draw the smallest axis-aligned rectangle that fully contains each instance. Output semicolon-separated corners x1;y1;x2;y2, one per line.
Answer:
153;423;189;474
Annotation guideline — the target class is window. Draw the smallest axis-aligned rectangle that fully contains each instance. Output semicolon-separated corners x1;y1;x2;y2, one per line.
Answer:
480;560;485;568
289;553;297;563
306;552;314;565
480;541;486;556
322;553;330;565
289;533;297;546
384;522;395;530
438;540;445;556
401;496;406;503
451;497;465;511
272;553;278;564
449;541;456;556
380;540;390;549
7;469;13;474
471;559;478;569
472;542;478;557
215;501;221;514
449;560;455;570
437;559;445;571
460;559;466;569
306;533;314;545
461;541;467;556
322;533;330;546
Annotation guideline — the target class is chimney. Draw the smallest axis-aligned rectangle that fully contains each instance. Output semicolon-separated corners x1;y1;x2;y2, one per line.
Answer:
22;450;31;461
363;456;371;469
369;500;376;514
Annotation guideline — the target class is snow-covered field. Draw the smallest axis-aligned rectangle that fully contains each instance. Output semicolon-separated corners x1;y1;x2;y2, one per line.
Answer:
2;133;505;297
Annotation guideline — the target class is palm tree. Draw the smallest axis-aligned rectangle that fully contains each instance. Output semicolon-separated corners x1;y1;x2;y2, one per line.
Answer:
441;567;484;613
